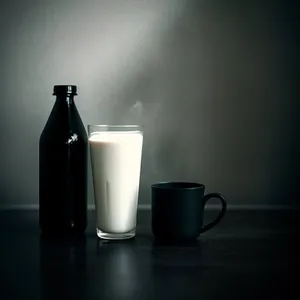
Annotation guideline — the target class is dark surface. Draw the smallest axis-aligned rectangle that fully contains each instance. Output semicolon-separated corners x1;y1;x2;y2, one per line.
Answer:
0;210;299;300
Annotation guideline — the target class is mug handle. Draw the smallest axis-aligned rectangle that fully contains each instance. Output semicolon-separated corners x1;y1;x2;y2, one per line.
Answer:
200;193;227;233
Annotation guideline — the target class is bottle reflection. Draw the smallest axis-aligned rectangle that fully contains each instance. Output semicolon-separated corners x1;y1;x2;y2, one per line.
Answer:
94;240;141;299
39;234;87;300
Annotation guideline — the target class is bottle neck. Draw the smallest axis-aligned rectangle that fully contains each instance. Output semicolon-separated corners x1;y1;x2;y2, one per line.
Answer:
55;94;75;105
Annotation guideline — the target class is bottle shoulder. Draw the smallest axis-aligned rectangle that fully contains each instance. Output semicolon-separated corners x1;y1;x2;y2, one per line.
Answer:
40;119;87;145
40;129;87;145
40;103;87;145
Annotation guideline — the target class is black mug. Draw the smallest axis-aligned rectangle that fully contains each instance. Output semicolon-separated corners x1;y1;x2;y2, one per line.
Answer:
151;182;227;241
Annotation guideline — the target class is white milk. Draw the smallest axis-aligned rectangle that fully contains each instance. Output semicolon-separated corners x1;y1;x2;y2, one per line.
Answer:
89;131;143;234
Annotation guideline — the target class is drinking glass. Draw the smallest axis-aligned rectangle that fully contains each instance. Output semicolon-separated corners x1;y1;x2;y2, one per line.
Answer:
88;125;143;239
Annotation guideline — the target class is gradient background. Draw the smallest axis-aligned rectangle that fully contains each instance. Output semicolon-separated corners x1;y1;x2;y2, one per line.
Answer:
0;0;298;208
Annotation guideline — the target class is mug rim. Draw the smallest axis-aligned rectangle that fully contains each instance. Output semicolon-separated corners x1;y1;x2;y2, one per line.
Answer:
151;181;205;190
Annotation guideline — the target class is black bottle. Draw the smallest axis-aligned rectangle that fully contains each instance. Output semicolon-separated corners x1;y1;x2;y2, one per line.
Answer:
39;85;87;235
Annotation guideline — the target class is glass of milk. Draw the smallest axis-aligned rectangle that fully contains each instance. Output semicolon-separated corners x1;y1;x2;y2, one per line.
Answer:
88;125;143;240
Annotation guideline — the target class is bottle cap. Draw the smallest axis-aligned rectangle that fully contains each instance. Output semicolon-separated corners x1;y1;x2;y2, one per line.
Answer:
53;85;77;95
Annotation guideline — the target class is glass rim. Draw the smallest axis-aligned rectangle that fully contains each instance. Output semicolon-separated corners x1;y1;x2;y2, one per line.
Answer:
87;125;143;132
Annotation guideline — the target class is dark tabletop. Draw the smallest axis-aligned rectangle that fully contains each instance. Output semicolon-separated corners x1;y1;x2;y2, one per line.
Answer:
0;210;299;300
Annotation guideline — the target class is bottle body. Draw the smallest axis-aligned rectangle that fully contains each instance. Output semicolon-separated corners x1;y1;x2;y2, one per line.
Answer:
39;86;87;235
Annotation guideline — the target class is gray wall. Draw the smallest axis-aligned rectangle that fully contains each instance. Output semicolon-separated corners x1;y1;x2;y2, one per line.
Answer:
0;0;298;208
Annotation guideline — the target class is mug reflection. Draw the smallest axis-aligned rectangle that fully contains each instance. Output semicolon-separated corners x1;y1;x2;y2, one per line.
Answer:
150;240;204;299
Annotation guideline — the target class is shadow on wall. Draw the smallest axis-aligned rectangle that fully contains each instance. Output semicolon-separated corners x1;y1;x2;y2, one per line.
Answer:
91;1;299;207
207;1;299;206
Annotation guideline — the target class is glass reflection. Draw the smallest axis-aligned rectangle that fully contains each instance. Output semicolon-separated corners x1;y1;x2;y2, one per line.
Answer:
94;240;142;299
